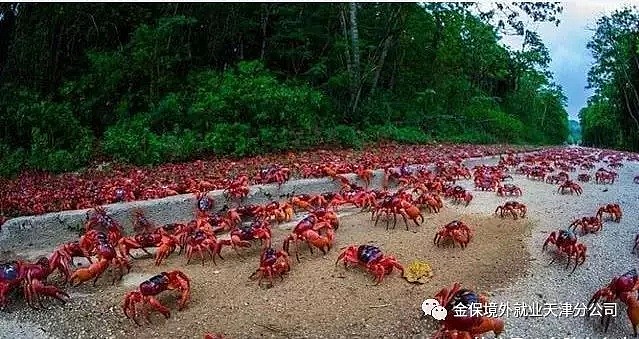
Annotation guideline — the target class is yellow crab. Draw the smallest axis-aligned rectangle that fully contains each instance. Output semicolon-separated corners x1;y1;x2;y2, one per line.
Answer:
403;260;433;284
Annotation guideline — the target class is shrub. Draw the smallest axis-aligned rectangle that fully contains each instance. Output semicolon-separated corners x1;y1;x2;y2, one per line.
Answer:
188;61;328;134
324;125;362;149
102;115;161;165
365;124;431;144
203;123;255;157
155;129;203;162
0;144;26;178
444;131;498;144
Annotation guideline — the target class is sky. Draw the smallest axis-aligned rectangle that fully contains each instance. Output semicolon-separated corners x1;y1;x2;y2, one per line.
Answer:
500;1;636;122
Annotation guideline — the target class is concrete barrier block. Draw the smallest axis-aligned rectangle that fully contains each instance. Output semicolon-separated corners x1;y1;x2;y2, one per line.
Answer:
0;149;545;253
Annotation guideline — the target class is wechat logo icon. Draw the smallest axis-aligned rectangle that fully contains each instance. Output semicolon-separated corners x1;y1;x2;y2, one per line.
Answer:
422;298;448;321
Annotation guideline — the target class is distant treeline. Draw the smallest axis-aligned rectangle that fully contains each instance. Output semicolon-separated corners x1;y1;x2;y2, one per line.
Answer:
580;6;639;151
0;3;569;177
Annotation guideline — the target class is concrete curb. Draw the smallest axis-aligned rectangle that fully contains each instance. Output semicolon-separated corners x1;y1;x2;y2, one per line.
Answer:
0;148;545;252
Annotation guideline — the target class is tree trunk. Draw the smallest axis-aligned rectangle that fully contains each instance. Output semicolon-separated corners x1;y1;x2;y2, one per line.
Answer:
349;2;361;114
349;3;360;79
370;35;391;96
0;4;17;81
621;65;639;132
622;86;639;132
370;6;402;97
260;4;269;60
339;5;353;117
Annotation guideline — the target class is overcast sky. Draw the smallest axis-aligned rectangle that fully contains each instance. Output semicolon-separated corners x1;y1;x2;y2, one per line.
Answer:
499;1;636;122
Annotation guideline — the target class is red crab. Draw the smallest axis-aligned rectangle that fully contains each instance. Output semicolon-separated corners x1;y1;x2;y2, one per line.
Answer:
255;165;291;188
223;174;250;202
282;214;335;262
596;203;622;223
84;206;124;245
227;220;272;257
542;229;586;273
70;231;131;286
0;258;69;308
122;270;191;325
609;161;624;169
569;216;602;235
433;220;473;248
249;247;291;288
111;185;136;203
262;201;294;224
354;166;375;188
347;189;379;211
595;169;617;184
527;168;546;181
557;180;582;195
117;233;178;266
309;207;340;230
432;282;504;339
289;194;327;212
556;171;570;182
474;178;497;191
207;212;239;235
452;190;473;206
414;192;443;213
545;174;563;184
494;201;527;219
577;173;591;182
130;208;158;234
184;229;229;266
372;195;424;230
496;183;522;197
382;166;406;190
335;244;404;285
587;269;639;336
48;241;94;284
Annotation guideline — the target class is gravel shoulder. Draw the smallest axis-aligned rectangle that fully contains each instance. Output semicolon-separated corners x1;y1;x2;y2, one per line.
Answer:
2;152;638;338
477;159;639;338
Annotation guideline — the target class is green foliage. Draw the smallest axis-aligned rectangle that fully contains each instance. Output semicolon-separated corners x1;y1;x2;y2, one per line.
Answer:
581;7;639;150
0;86;95;174
102;115;161;165
0;144;27;178
568;120;582;144
445;131;498;144
324;125;363;149
364;125;431;144
203;123;254;157
189;61;326;133
0;4;571;177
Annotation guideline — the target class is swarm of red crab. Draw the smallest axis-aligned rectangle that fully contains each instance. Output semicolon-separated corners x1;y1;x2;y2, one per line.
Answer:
0;143;534;220
4;144;639;337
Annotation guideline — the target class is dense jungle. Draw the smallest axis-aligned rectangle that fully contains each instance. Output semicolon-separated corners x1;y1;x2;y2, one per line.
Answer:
0;3;635;177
